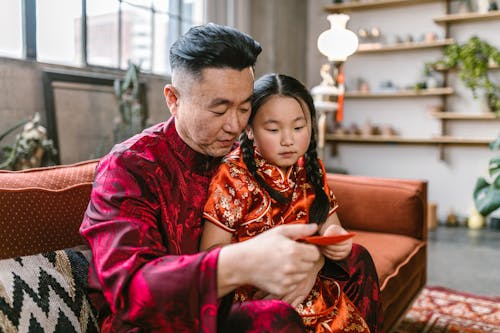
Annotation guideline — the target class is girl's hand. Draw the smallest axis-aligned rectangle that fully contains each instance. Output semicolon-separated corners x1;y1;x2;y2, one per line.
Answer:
320;224;352;261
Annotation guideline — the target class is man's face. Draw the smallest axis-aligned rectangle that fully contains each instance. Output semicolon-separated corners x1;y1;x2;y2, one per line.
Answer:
167;67;254;157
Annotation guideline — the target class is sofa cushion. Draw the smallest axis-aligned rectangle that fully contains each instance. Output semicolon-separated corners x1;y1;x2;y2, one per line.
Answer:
0;160;99;259
0;246;98;333
353;230;426;330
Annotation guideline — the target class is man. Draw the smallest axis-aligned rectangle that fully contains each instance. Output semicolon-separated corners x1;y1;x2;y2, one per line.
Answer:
81;23;381;332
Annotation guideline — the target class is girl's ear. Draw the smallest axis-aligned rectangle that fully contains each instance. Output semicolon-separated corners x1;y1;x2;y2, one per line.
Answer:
246;126;254;140
164;84;180;116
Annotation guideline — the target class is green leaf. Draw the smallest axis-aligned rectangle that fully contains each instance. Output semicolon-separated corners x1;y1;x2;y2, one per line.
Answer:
473;175;500;216
489;156;500;178
490;135;500;151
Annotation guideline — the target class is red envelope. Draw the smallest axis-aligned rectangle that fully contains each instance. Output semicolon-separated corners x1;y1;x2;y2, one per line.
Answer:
298;232;356;246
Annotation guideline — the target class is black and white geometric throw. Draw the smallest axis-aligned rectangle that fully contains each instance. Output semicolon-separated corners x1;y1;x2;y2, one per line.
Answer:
0;248;99;333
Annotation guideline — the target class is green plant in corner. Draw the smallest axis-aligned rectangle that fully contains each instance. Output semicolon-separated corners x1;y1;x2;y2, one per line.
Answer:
473;135;500;217
434;36;500;115
0;113;57;170
113;61;149;144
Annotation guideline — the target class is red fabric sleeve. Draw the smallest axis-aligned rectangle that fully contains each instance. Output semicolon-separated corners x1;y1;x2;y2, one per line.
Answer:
203;161;252;233
81;155;219;331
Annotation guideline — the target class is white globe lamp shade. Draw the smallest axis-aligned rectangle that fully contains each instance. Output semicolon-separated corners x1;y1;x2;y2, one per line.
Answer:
317;14;359;62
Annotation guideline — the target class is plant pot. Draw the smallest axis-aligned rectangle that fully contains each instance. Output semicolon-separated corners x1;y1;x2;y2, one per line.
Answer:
458;0;473;12
487;208;500;229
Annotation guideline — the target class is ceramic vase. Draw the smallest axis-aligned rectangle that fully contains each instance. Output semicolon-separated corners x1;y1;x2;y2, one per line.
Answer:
477;0;490;12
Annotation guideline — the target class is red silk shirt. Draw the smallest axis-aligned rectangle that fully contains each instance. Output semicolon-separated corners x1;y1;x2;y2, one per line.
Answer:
80;118;223;332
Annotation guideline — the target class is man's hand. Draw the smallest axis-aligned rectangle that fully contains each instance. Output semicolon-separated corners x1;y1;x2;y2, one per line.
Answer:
217;223;320;298
280;253;324;307
320;224;352;261
252;254;324;308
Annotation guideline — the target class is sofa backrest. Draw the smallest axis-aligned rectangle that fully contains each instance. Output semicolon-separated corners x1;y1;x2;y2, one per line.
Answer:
0;160;99;259
328;173;427;240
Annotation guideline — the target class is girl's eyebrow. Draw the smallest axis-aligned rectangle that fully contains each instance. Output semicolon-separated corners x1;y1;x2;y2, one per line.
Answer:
263;119;279;125
263;116;306;125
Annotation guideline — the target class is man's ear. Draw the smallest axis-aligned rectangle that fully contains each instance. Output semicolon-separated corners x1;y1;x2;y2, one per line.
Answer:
164;84;179;116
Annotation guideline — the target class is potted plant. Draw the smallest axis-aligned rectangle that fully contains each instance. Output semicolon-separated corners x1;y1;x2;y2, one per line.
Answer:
433;36;500;115
0;113;57;170
473;135;500;226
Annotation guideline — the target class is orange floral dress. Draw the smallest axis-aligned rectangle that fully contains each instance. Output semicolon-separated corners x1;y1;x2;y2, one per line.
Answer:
203;148;370;333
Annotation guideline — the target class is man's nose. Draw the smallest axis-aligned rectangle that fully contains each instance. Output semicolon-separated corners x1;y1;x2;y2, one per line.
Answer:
222;112;245;134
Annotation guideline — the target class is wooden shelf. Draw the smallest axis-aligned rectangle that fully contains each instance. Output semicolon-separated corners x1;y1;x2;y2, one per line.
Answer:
320;2;496;157
357;39;454;53
324;0;441;12
345;87;454;98
429;111;500;120
326;134;492;146
433;63;499;71
434;10;500;24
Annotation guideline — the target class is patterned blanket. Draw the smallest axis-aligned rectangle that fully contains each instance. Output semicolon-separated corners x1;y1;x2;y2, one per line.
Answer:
0;247;99;333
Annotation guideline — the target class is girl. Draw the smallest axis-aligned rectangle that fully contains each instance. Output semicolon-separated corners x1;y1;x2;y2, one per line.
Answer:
201;73;370;333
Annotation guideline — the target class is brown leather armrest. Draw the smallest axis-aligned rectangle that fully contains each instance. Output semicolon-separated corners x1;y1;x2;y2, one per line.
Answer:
327;173;427;240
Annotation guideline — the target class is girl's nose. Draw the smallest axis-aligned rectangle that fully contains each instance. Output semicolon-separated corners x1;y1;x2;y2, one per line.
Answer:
281;131;293;146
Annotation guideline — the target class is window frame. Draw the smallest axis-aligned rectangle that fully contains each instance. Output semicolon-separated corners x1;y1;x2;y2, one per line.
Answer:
10;0;209;75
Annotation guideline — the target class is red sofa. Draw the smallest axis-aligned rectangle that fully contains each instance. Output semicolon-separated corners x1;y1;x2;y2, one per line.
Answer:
0;159;427;332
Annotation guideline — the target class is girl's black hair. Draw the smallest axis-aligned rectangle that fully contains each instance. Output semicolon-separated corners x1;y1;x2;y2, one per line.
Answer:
240;73;330;224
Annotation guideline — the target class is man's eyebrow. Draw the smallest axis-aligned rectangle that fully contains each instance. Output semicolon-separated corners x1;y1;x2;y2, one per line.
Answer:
208;94;253;108
208;98;231;108
242;94;253;104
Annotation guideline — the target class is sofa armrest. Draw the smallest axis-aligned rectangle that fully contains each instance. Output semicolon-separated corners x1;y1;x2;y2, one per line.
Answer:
327;173;427;241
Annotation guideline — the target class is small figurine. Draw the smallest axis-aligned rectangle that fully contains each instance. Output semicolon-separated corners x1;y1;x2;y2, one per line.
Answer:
320;63;335;86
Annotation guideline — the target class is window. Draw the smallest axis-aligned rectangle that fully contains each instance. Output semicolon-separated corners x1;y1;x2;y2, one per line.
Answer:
0;0;23;58
0;0;207;75
37;0;82;65
84;0;206;75
86;1;120;68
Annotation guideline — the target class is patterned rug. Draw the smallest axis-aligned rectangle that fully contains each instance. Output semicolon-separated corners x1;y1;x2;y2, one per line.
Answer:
393;286;500;333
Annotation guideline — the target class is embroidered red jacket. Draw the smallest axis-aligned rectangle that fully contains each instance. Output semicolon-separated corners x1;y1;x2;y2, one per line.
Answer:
80;118;222;332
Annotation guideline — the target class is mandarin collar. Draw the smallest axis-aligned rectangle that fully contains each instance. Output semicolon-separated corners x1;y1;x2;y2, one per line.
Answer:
254;149;305;192
165;118;222;175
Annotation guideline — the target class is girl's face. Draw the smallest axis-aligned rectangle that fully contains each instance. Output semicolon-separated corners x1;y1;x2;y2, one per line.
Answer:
247;95;312;173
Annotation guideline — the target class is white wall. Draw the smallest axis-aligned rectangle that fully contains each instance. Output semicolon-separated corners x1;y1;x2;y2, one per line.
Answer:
307;1;500;222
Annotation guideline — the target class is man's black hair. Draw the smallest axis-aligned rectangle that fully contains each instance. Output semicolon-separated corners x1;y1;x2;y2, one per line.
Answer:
169;23;262;75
